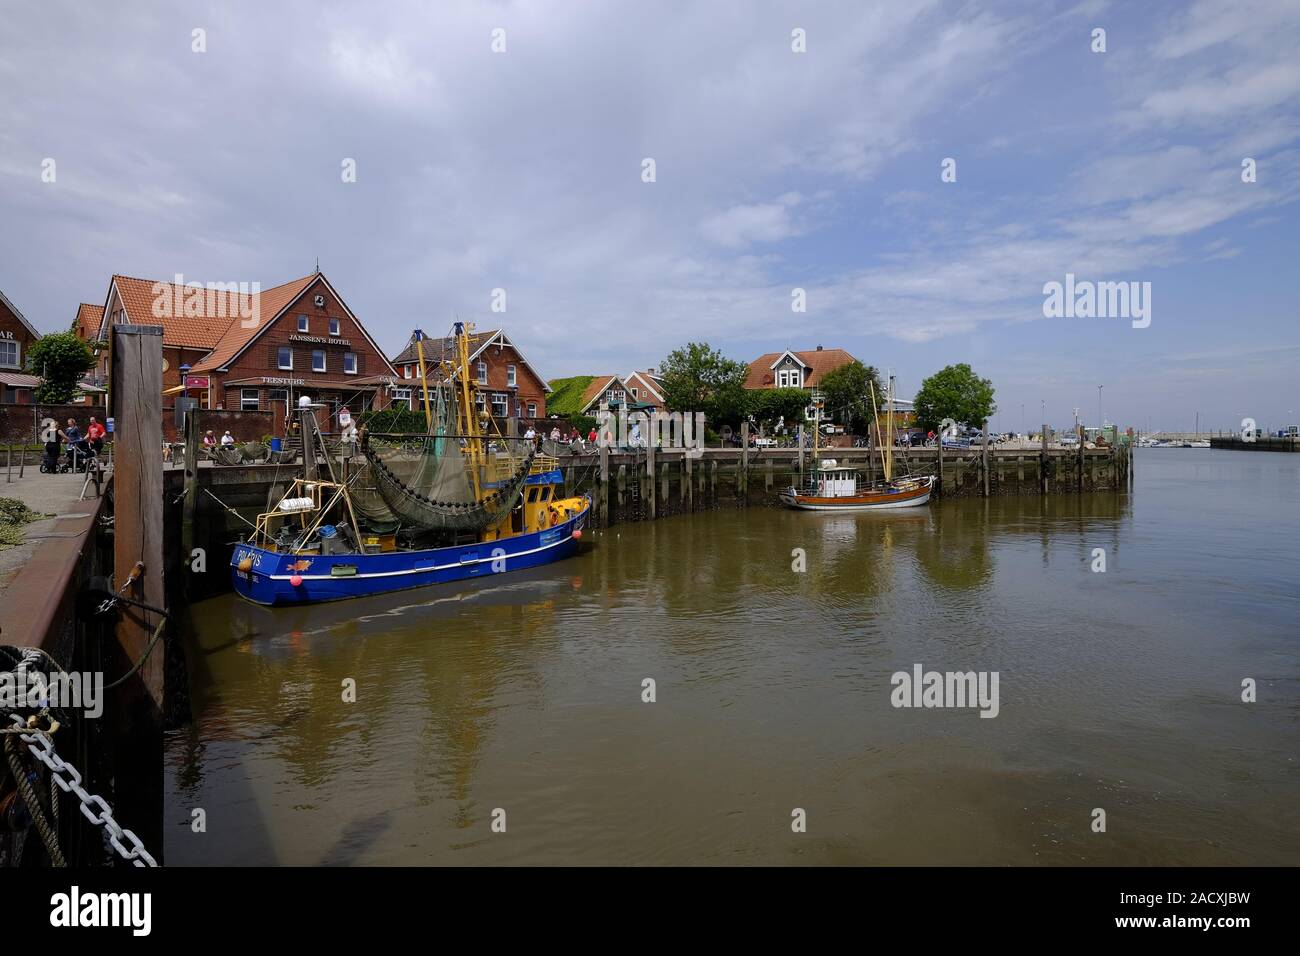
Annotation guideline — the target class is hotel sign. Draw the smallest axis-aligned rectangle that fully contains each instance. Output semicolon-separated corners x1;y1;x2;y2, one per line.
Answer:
261;376;305;386
289;334;350;346
0;331;13;339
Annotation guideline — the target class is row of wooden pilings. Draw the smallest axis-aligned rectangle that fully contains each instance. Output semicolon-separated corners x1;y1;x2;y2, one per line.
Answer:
574;422;1132;528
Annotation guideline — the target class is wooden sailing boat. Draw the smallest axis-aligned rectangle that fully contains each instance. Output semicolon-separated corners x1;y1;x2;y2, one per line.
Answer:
778;376;935;511
231;321;592;605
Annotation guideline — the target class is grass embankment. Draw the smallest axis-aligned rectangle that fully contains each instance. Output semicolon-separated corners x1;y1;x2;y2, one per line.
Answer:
545;376;596;417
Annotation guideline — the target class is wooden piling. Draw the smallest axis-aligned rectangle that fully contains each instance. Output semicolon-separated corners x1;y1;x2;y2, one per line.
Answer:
108;323;166;861
599;441;609;525
181;405;200;587
645;440;656;520
982;423;990;497
1041;427;1049;494
740;422;749;499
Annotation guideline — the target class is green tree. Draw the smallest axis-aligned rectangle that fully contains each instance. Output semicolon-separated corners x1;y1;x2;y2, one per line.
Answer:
913;363;996;433
26;332;95;404
658;342;750;427
747;387;809;431
818;360;883;434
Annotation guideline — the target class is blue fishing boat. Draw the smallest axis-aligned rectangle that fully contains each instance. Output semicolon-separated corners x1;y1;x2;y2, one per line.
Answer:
231;322;592;606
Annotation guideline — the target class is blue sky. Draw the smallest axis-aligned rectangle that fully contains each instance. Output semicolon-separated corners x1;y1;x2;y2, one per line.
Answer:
1;0;1296;432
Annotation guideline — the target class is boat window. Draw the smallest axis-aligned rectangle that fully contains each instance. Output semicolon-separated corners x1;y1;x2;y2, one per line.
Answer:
539;487;551;501
527;487;538;502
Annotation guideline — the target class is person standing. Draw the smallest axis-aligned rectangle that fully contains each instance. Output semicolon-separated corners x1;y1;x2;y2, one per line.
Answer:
86;416;106;455
59;418;84;469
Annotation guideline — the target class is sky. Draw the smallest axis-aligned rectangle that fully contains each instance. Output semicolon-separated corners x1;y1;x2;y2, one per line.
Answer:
1;0;1297;433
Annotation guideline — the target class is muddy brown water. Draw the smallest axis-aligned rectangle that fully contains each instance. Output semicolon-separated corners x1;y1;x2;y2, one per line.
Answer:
166;449;1299;864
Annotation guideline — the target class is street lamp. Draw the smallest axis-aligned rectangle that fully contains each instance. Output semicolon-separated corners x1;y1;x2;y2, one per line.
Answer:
1097;384;1103;432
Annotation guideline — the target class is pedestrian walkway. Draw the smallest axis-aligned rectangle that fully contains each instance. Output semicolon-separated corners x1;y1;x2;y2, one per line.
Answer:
0;469;103;592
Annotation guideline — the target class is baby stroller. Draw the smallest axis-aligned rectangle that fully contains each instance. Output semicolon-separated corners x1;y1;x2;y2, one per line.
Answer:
40;441;70;474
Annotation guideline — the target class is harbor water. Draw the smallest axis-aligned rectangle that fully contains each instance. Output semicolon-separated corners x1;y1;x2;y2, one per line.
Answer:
166;449;1299;865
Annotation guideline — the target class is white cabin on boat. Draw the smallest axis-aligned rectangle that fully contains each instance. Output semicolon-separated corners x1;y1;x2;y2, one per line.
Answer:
812;468;859;497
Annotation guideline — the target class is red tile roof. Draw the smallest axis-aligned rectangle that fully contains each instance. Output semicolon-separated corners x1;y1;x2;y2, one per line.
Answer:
579;375;622;411
107;275;263;349
74;303;104;342
744;348;858;389
185;275;319;373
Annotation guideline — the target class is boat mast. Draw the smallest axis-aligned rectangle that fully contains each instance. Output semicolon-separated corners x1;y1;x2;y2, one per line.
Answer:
414;329;433;432
886;373;895;482
812;391;822;473
453;321;484;501
868;380;888;482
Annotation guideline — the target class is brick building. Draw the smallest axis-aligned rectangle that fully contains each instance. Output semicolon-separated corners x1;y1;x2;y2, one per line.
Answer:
389;327;548;422
0;288;42;402
95;271;397;433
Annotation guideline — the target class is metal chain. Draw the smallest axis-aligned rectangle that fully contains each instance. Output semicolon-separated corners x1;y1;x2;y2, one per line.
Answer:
6;714;158;867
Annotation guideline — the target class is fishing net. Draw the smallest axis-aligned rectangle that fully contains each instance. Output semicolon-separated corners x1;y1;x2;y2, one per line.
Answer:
348;461;399;525
362;432;536;531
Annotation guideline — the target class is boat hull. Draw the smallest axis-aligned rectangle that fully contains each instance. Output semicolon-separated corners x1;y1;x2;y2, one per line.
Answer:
778;476;934;511
231;496;591;606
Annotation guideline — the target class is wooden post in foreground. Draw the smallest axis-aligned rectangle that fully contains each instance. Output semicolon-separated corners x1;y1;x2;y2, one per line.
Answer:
109;323;166;861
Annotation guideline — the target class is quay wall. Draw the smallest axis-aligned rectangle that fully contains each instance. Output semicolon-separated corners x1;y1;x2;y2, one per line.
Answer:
1209;436;1298;452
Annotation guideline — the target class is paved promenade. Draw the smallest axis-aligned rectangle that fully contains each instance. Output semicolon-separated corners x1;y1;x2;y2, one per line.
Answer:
0;468;105;593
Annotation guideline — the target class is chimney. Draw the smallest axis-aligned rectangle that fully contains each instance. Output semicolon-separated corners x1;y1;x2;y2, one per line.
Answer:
647;367;655;375
816;344;823;351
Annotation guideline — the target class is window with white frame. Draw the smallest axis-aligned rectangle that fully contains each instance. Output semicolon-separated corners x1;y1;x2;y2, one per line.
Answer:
298;315;309;332
507;364;516;387
491;393;508;417
475;391;486;413
0;340;18;368
312;350;326;372
404;365;412;379
241;388;261;411
391;386;412;410
527;401;537;417
477;360;487;384
330;317;340;336
278;346;293;370
343;352;357;375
